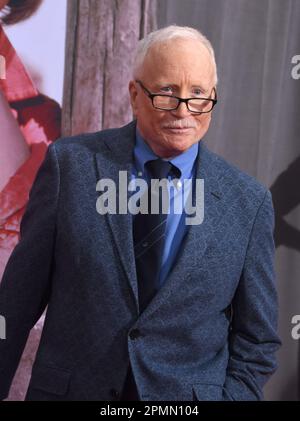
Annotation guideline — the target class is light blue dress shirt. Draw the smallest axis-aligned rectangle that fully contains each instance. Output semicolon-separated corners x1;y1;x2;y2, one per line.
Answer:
132;129;199;287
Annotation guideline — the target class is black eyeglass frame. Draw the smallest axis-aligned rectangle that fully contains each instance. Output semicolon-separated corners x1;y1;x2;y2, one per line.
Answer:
135;80;217;114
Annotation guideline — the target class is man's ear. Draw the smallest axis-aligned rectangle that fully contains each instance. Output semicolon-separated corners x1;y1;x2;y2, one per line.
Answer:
129;80;138;117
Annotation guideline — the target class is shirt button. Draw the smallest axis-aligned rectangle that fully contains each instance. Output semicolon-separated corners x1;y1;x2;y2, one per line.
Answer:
142;241;148;248
110;388;120;399
129;328;142;340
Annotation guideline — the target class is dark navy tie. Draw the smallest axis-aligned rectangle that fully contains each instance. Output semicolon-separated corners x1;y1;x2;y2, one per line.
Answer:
121;159;180;401
133;158;180;313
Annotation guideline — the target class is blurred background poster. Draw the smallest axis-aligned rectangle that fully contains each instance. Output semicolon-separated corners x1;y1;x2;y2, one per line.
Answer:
0;0;66;400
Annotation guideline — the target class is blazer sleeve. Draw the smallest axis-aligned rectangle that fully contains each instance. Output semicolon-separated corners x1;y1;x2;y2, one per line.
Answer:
223;189;281;401
0;143;59;400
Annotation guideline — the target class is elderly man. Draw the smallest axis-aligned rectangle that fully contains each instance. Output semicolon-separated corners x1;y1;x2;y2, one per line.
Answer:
0;25;280;401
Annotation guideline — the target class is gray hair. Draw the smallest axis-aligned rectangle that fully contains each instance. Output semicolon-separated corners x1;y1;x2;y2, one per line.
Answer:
133;25;218;85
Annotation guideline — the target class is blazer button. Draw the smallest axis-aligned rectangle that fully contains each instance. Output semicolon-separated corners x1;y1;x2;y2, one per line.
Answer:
110;388;120;399
129;328;142;340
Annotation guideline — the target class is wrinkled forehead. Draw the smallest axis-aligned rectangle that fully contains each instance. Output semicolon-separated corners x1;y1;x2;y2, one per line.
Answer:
139;38;215;86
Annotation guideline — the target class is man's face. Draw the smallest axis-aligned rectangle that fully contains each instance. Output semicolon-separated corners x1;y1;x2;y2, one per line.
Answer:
129;38;216;158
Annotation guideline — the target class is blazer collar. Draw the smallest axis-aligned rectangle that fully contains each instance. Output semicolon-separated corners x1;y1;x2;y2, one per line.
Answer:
95;121;139;310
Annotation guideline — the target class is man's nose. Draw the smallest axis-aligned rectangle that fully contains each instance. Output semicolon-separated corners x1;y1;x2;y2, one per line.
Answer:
171;101;191;118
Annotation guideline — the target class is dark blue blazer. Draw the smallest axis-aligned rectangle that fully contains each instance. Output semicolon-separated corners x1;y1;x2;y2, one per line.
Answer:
0;121;280;401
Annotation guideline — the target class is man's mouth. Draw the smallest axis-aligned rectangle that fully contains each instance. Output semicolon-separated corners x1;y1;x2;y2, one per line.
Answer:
163;126;193;132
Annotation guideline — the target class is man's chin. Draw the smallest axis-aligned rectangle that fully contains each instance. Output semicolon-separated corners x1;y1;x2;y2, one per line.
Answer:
154;143;193;158
143;131;199;157
165;135;198;154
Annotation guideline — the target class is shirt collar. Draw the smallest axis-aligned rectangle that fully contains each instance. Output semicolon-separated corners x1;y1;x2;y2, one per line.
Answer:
134;128;199;179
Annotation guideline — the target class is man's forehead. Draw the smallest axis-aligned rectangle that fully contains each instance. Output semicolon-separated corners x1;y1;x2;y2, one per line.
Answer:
139;39;215;87
141;39;213;74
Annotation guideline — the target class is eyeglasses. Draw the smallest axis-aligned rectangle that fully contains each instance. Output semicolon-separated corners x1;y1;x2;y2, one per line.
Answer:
135;80;217;114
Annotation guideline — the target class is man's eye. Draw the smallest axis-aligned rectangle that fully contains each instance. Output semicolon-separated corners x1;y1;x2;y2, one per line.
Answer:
192;88;203;96
160;86;173;94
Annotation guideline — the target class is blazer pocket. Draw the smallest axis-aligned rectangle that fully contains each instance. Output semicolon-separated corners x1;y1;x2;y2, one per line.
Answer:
29;364;71;396
192;383;224;401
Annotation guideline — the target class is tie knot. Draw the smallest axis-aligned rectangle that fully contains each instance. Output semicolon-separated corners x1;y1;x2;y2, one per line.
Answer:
146;159;181;180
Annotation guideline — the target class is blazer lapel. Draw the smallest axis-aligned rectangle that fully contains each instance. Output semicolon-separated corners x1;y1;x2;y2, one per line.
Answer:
95;121;140;311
